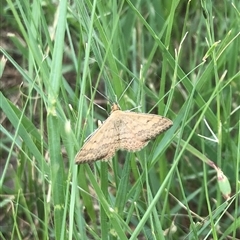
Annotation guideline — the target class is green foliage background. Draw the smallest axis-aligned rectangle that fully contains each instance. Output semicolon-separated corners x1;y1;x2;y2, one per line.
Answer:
1;0;239;239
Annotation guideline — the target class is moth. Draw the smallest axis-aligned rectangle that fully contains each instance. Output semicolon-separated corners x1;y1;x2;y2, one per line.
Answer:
75;103;172;163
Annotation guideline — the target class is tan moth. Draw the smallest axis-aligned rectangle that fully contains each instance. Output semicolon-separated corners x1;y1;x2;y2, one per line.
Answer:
75;103;172;163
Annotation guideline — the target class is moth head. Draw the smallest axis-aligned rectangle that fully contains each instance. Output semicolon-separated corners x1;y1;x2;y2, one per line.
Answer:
111;103;120;113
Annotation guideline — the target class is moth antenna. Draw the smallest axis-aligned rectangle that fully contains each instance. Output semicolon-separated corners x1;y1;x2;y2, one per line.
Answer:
84;94;108;114
118;78;135;103
92;86;109;102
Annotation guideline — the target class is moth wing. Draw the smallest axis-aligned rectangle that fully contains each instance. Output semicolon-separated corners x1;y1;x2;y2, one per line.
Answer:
118;112;172;151
75;119;119;163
